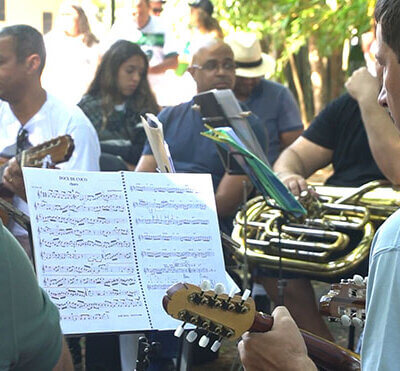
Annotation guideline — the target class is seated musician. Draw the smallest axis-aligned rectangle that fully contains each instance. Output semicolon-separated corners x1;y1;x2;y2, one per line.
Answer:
136;38;266;234
0;25;100;256
255;27;400;342
0;216;74;370
133;38;266;369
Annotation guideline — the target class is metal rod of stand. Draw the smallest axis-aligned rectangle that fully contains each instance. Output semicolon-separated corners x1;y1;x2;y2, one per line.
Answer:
276;216;287;306
242;180;249;291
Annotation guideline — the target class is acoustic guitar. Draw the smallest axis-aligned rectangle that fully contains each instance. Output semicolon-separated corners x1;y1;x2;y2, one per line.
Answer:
0;135;74;223
163;282;361;371
319;275;366;329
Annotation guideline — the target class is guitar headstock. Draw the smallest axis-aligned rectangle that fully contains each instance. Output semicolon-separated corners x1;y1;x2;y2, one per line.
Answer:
319;275;366;328
21;135;74;168
163;282;256;342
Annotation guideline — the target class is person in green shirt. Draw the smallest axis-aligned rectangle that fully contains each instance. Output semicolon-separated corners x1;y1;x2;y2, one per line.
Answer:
0;218;72;371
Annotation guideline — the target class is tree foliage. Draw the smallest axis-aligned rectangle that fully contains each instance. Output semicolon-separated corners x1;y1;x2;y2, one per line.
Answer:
215;0;375;74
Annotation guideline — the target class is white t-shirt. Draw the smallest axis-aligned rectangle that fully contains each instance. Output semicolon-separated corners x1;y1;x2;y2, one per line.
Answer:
42;32;99;105
0;93;101;235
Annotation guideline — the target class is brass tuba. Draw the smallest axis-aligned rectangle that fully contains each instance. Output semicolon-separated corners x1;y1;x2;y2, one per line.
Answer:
229;180;400;280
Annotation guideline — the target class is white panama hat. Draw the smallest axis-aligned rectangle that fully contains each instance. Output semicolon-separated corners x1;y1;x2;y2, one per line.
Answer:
226;32;276;78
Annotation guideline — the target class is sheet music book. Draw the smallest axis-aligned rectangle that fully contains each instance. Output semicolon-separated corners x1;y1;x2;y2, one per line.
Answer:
142;114;175;173
22;168;231;335
202;126;306;217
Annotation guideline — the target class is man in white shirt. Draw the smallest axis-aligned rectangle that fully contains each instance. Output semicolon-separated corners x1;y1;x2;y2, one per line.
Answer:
0;24;100;255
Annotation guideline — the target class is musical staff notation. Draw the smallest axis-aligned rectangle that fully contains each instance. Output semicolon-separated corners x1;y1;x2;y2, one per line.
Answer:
23;169;229;334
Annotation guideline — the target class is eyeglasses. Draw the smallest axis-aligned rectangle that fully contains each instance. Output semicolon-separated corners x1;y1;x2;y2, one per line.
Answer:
151;7;163;14
192;60;236;72
16;128;29;154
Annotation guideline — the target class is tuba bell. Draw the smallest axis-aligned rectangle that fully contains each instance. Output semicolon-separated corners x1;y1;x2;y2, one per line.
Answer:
229;180;400;280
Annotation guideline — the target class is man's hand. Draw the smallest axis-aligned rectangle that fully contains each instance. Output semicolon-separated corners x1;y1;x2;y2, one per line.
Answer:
277;171;308;196
238;306;317;371
2;158;27;201
345;67;380;105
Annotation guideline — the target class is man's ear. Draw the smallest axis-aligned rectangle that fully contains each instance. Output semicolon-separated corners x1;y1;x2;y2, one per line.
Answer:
25;54;42;75
188;66;195;77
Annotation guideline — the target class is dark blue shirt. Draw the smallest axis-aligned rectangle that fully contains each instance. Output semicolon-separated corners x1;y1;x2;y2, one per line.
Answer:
142;99;266;233
242;79;303;164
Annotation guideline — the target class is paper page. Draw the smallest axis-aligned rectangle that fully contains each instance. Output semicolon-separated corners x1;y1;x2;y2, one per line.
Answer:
23;168;150;335
23;169;232;334
123;172;229;330
142;114;175;173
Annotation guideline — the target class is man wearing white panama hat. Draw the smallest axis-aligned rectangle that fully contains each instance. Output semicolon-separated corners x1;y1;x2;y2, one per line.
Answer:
226;32;304;165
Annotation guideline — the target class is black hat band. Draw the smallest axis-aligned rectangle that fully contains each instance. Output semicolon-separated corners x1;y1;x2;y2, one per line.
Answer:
235;58;263;68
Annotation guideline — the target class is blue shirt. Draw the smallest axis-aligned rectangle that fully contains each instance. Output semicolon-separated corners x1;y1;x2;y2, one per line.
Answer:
142;99;266;233
361;209;400;370
242;79;303;164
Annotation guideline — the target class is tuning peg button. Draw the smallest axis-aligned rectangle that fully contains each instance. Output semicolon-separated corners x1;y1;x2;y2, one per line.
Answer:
211;340;221;352
340;315;351;327
229;286;237;298
352;317;364;329
199;335;210;348
214;283;225;295
241;289;251;301
353;274;364;286
174;324;185;338
200;280;211;292
186;330;198;343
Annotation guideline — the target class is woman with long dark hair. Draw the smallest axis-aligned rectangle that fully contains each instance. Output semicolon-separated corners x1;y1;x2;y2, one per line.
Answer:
79;40;159;170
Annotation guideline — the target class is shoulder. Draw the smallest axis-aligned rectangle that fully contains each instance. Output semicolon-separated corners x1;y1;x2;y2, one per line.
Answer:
158;101;193;122
259;79;288;94
371;209;400;258
78;94;101;112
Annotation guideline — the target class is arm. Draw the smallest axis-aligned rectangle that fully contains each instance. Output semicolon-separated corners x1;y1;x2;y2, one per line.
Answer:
238;306;317;371
148;55;179;74
53;338;74;371
345;67;400;184
215;173;251;217
273;136;333;195
279;128;303;150
135;154;157;172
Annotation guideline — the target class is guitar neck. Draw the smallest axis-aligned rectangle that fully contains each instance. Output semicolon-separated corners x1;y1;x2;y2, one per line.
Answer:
252;312;360;371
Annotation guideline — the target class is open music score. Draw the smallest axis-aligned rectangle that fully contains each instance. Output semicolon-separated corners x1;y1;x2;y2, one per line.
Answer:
23;169;230;335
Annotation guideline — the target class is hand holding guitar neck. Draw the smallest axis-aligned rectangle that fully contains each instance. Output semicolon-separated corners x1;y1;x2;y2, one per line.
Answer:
163;282;360;371
0;135;74;201
3;157;27;200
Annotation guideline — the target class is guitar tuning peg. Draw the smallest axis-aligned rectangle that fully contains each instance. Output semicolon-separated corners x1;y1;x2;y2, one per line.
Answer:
211;339;222;352
241;289;251;302
199;334;210;348
228;286;237;298
340;314;351;327
186;330;198;343
214;283;225;295
352;317;364;329
174;323;185;338
353;274;364;286
200;280;211;292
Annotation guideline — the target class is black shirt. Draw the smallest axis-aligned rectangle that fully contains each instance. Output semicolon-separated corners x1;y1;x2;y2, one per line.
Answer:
303;93;385;186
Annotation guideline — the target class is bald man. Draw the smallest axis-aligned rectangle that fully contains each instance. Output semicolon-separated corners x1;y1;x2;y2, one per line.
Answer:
136;39;266;234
